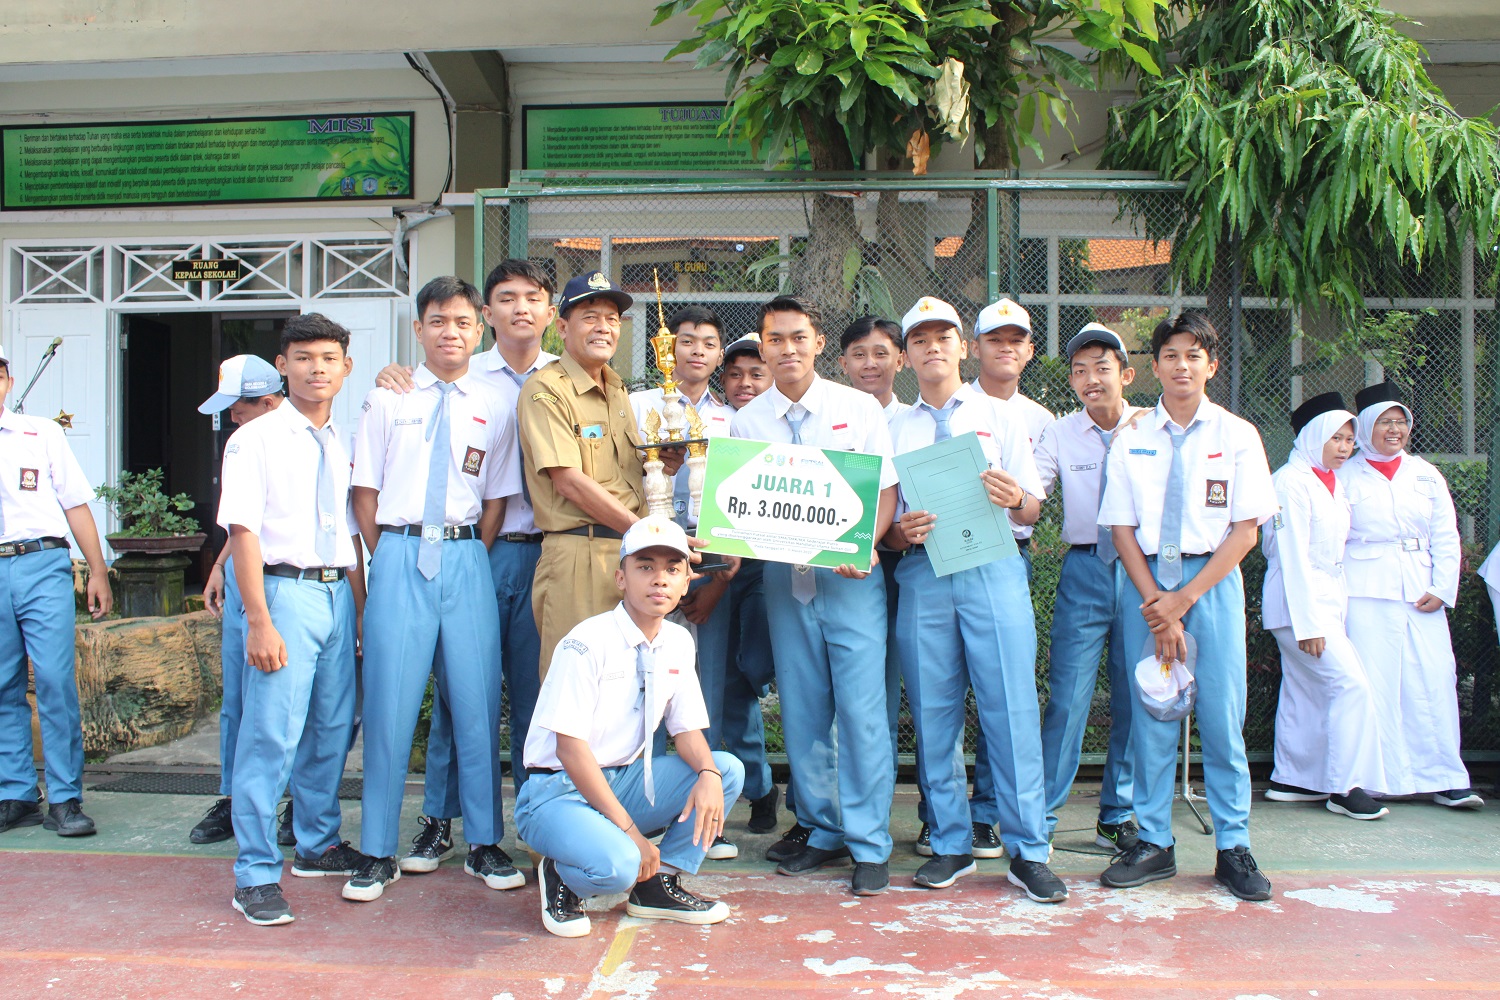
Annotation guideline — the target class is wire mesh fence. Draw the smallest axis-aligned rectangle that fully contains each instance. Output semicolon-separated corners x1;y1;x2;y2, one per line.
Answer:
476;173;1500;767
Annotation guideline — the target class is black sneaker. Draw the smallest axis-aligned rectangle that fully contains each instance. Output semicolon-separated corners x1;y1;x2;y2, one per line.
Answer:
291;840;365;878
1100;841;1177;888
190;797;234;844
1264;781;1328;803
44;799;96;837
1214;846;1272;901
627;872;730;924
914;853;976;889
1433;788;1485;810
1095;818;1141;852
232;883;293;926
466;844;525;890
765;822;811;863
277;800;295;846
1327;788;1389;820
399;816;454;873
747;786;780;834
914;822;933;857
0;799;43;833
342;855;400;902
705;835;739;860
971;822;1003;859
851;861;889;896
1008;858;1068;902
776;845;852;876
539;857;590;938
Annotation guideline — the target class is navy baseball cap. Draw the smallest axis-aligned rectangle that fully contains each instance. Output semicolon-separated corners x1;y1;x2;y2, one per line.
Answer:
556;270;634;316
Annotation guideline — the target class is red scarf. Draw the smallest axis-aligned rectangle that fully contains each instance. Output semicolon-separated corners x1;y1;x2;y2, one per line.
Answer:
1366;455;1402;481
1311;467;1336;494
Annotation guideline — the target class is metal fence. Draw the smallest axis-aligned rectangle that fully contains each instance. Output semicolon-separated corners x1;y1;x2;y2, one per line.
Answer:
474;172;1500;767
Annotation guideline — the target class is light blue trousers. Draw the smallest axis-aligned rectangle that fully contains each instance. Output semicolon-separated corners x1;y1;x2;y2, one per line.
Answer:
515;751;745;898
360;533;503;857
218;555;247;796
718;561;774;801
231;574;355;887
763;562;893;862
1120;554;1251;851
1040;549;1135;832
0;547;83;803
896;548;1049;861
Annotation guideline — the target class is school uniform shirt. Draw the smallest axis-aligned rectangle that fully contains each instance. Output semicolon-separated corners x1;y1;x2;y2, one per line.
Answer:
472;346;557;536
1033;407;1141;546
523;603;709;770
888;382;1043;517
0;408;93;544
883;398;911;422
971;384;1053;539
217;400;358;569
1097;397;1277;555
352;365;520;527
729;374;898;490
1338;452;1461;607
1262;456;1352;639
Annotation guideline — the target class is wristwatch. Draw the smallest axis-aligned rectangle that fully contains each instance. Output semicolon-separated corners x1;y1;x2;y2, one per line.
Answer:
1010;489;1029;511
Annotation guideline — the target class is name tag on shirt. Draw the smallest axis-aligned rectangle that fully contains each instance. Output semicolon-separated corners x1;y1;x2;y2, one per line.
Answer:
1069;462;1098;472
580;424;605;439
1129;448;1157;456
394;417;424;427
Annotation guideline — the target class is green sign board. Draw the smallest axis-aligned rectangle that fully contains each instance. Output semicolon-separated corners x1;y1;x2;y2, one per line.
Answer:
523;103;808;171
2;113;414;210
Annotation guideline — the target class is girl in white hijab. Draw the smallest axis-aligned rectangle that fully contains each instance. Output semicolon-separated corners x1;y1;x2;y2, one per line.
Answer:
1261;393;1386;818
1337;382;1481;809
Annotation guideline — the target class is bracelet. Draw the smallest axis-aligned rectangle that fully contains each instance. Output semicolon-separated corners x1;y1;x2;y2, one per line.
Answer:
698;768;721;778
620;819;637;834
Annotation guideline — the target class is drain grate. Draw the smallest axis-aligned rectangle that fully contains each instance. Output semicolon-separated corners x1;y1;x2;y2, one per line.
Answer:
89;772;363;800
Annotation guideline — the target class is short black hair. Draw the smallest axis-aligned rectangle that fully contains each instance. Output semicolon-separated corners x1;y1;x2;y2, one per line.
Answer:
417;275;484;323
1151;311;1220;360
667;304;723;336
483;258;555;301
840;315;902;353
759;295;822;336
281;313;351;355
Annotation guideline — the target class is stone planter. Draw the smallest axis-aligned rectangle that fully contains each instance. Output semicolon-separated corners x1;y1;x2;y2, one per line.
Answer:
107;533;207;618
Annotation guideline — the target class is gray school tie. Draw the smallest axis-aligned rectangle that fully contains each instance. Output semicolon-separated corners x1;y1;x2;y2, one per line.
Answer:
505;368;533;509
1094;425;1118;566
672;394;692;526
920;401;954;441
309;426;338;566
785;404;815;603
785;404;805;445
418;383;454;580
1156;423;1198;589
637;641;656;805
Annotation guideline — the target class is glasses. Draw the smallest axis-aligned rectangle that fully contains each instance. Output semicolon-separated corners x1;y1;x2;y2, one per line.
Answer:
1374;418;1410;430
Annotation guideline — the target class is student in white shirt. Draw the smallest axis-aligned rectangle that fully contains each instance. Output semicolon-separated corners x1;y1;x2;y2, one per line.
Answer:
838;315;910;421
0;344;113;840
1261;392;1387;819
1096;312;1279;902
1034;324;1142;851
514;515;745;938
347;276;522;903
730;296;898;896
218;313;363;925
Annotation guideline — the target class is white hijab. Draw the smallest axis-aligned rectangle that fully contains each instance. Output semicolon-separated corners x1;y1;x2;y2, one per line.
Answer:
1355;400;1414;457
1292;409;1356;472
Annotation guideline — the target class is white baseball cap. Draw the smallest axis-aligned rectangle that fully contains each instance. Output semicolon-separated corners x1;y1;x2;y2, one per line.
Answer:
198;354;282;413
974;298;1033;337
1064;322;1128;359
723;333;763;362
900;296;963;339
620;515;694;562
0;343;9;365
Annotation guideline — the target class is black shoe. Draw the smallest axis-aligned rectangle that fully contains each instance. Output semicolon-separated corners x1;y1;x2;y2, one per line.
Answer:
1095;818;1141;852
627;872;730;924
232;883;293;926
276;800;295;847
1008;858;1068;902
747;786;780;834
539;857;590;938
971;822;1003;859
1433;788;1485;810
342;855;400;902
190;797;234;844
399;816;454;873
1100;841;1177;888
466;844;525;890
776;845;852;876
765;822;811;863
1264;781;1328;803
705;835;739;860
43;799;96;837
1327;788;1389;820
914;822;933;857
914;853;975;889
291;840;365;878
851;861;889;896
0;799;43;833
1214;846;1272;901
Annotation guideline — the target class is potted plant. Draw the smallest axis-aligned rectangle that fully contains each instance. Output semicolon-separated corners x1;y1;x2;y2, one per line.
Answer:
95;468;206;617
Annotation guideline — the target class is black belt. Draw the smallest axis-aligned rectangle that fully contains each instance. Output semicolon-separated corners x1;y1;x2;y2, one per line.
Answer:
0;537;68;558
380;524;479;541
1070;543;1098;554
526;767;561;776
554;525;625;541
264;564;346;583
499;531;544;544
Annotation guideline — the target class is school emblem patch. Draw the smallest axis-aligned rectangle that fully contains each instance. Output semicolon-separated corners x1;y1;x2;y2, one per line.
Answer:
1205;479;1228;508
19;468;39;491
462;446;485;476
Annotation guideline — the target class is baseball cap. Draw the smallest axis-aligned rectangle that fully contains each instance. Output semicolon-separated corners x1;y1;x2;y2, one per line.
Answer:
723;333;763;362
974;298;1033;337
620;515;694;563
198;355;282;414
556;270;634;316
900;297;963;339
0;343;9;365
1063;322;1128;360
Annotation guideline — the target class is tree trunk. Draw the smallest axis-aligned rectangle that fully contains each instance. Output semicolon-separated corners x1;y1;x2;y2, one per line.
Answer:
792;108;862;318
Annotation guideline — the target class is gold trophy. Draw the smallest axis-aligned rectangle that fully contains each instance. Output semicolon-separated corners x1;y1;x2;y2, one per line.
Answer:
638;268;709;520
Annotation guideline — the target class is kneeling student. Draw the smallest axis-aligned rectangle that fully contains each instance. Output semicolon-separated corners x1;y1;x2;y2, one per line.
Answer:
515;515;746;938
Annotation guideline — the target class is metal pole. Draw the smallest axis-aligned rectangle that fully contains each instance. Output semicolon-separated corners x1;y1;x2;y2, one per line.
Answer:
1229;245;1244;414
985;187;999;304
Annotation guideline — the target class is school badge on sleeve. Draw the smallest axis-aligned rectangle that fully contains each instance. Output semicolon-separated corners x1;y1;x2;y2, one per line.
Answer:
462;446;485;476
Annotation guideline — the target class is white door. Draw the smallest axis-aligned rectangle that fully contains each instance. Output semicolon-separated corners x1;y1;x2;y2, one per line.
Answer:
313;300;397;443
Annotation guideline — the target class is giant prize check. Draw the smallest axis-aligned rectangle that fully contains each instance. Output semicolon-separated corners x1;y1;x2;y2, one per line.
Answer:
695;437;884;570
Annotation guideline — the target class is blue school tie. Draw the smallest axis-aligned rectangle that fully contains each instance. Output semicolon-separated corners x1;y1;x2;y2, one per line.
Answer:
1156;423;1198;589
785;404;805;445
418;383;454;580
920;401;954;441
309;426;338;566
1093;426;1117;566
672;394;692;525
784;404;815;603
505;368;533;509
636;641;656;805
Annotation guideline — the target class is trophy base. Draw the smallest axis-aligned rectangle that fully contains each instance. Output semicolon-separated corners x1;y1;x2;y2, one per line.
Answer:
636;437;708;451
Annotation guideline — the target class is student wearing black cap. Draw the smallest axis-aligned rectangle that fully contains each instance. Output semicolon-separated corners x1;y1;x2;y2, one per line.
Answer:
1261;392;1387;820
1337;382;1482;810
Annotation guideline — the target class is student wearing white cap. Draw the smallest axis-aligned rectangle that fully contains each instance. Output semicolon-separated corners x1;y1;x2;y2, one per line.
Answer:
515;515;745;938
1261;392;1387;820
0;343;113;839
1338;381;1482;809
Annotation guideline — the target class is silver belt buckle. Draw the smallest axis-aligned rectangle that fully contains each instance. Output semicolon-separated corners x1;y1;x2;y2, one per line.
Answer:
1400;537;1420;552
0;543;16;557
318;567;339;583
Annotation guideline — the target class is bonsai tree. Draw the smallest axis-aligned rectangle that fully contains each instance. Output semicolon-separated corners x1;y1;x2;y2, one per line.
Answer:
94;469;200;538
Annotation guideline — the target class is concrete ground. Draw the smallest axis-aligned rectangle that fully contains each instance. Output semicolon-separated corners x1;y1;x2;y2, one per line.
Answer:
2;720;1497;999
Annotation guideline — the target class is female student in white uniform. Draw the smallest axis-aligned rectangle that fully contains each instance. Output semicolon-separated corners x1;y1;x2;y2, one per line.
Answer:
1261;392;1386;819
1338;381;1483;810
